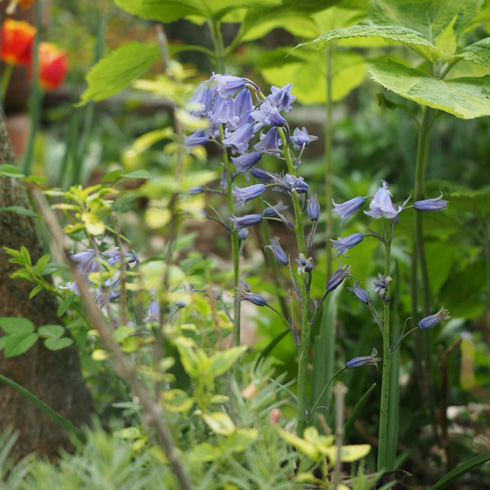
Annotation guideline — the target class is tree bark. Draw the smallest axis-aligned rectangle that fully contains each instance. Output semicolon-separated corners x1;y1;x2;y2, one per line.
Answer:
0;109;93;460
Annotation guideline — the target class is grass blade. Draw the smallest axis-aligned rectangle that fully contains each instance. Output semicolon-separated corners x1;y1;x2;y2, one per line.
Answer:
430;454;490;490
344;382;377;440
258;328;290;363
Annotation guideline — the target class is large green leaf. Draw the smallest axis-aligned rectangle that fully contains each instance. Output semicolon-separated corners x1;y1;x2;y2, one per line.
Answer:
241;0;341;38
78;42;161;105
304;24;441;60
369;0;483;41
447;187;490;215
261;49;365;103
459;37;490;67
115;0;281;23
368;59;490;119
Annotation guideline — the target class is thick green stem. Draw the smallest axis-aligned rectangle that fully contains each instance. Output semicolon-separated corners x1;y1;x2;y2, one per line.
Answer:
0;64;13;103
325;44;334;279
0;374;86;443
377;223;392;472
219;126;241;345
413;106;440;444
21;0;43;174
209;19;226;73
278;127;310;436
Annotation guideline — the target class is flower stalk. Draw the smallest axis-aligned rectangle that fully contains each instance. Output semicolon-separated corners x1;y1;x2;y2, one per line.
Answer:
377;219;392;471
278;127;310;436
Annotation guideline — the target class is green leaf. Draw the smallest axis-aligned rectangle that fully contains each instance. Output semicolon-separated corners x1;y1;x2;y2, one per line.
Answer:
29;285;42;300
368;59;490;119
459;37;490;67
209;345;247;378
258;328;290;363
436;15;457;56
430;453;490;490
38;325;64;338
35;254;51;274
115;0;281;23
120;169;152;180
447;187;490;215
101;170;123;182
303;24;441;60
344;383;377;440
0;317;34;335
0;164;24;178
44;337;74;351
369;0;483;42
0;206;38;217
78;42;162;105
57;292;77;317
4;332;38;357
262;49;365;103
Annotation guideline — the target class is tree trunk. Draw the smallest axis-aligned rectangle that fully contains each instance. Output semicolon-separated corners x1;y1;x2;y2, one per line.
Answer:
0;109;93;460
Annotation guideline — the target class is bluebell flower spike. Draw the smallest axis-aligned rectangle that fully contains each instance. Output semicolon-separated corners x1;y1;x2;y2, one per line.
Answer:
347;348;381;369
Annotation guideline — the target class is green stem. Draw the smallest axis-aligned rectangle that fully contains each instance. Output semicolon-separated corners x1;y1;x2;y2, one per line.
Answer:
0;374;86;443
278;127;310;436
209;18;226;73
21;0;43;174
413;106;440;444
325;44;334;279
219;125;241;345
377;222;392;472
0;64;13;103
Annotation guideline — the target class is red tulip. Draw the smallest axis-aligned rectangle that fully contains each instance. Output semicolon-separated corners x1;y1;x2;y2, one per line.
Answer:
0;19;36;66
38;42;68;90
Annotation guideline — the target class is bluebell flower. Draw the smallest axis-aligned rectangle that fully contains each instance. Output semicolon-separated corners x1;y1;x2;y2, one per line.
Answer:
265;237;289;265
254;127;282;154
189;82;213;116
238;228;249;242
262;201;289;218
223;123;254;153
418;307;450;330
373;273;392;302
189;186;203;195
237;282;267;306
331;233;364;257
307;193;320;222
272;173;309;194
233;183;266;207
250;167;278;183
211;74;246;97
291;127;318;152
61;250;97;294
332;196;365;224
144;300;161;323
185;131;209;148
103;249;139;267
232;152;262;178
233;88;254;127
347;348;381;369
414;194;448;212
268;83;296;112
230;213;263;230
209;96;239;126
296;254;313;275
327;264;351;292
251;99;286;131
365;181;402;220
347;281;370;305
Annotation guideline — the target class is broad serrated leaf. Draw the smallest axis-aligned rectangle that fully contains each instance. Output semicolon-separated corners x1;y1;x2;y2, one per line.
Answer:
78;42;161;105
303;24;441;60
459;37;490;67
115;0;281;23
262;49;365;103
44;337;74;351
0;317;34;335
369;0;483;41
368;60;490;119
447;187;490;214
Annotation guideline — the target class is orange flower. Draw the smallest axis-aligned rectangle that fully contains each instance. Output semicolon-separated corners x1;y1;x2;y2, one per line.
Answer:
0;19;36;66
38;42;68;90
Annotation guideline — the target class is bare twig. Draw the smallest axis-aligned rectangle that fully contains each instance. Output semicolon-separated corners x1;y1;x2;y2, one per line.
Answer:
332;382;347;490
